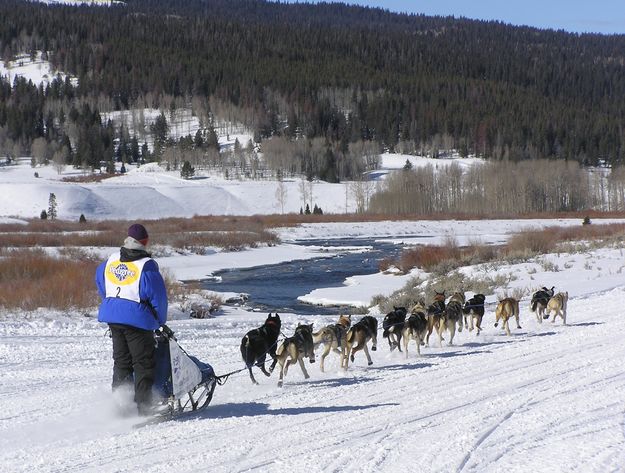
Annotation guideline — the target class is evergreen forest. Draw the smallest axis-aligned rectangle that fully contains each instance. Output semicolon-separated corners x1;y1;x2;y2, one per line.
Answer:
1;0;625;179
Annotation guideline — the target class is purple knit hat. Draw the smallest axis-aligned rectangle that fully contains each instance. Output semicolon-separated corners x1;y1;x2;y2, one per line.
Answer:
128;223;149;245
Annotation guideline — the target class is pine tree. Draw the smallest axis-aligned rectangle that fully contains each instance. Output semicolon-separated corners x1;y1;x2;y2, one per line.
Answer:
47;193;57;220
40;209;47;220
180;160;195;179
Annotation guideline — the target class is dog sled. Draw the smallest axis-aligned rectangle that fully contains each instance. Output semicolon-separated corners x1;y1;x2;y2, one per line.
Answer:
140;325;217;426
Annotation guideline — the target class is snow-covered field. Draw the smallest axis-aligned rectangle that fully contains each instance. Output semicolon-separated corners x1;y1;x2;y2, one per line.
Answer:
0;151;486;220
2;219;625;472
0;52;78;87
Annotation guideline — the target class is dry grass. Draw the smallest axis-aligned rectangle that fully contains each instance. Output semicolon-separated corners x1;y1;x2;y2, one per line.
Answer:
61;173;114;183
391;222;625;275
3;212;624;250
0;251;203;311
0;250;99;311
0;216;280;250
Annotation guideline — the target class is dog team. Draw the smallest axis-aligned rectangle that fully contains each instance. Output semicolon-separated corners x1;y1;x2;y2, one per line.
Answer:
240;287;569;387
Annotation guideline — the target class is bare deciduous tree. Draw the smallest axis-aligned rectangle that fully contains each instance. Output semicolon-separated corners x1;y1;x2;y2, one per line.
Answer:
275;179;288;214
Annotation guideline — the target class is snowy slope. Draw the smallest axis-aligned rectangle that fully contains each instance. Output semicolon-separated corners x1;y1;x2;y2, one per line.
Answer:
0;159;357;218
1;153;484;220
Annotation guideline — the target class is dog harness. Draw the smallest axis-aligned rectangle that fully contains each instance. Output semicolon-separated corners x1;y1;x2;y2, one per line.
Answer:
104;252;151;302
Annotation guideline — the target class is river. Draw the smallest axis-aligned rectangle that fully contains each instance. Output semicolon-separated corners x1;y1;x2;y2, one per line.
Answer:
201;237;406;315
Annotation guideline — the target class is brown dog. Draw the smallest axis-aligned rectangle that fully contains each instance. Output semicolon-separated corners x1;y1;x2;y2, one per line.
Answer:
312;314;352;372
494;298;521;336
437;291;465;346
402;301;428;357
425;291;446;346
271;323;316;387
343;316;378;370
546;292;568;325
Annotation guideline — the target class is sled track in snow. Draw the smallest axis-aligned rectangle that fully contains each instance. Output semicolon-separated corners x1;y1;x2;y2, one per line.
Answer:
2;293;625;472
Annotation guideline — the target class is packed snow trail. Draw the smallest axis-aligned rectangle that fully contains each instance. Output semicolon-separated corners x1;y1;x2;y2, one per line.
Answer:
1;290;624;472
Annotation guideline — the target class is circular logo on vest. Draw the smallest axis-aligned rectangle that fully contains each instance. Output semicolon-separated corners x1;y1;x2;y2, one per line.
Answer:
106;260;140;286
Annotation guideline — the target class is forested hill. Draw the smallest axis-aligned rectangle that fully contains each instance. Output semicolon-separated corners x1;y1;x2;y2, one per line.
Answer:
1;0;625;167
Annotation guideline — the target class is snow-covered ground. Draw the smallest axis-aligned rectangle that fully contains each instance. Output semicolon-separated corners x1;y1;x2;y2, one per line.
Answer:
3;143;625;471
2;219;625;472
0;52;78;87
99;108;252;152
0;151;486;220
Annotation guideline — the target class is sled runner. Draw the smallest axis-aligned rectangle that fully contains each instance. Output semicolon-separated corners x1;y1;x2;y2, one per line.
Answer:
137;325;216;427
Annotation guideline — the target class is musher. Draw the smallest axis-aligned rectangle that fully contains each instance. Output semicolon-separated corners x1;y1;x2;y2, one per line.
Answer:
96;223;168;416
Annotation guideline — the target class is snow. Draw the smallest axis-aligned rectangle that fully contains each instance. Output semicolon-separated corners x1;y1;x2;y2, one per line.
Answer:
3;217;625;472
379;151;485;170
0;145;492;220
367;152;485;179
0;52;78;88
3;149;625;471
0;158;358;219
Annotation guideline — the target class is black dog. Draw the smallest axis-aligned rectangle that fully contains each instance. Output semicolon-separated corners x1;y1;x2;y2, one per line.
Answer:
240;313;282;384
463;294;486;334
531;286;555;321
382;306;407;352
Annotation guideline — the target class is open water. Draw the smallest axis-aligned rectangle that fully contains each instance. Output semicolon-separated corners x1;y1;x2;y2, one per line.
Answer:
201;238;408;315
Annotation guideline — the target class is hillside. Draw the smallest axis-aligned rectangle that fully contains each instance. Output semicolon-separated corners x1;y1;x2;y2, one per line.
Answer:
0;154;484;220
1;0;625;176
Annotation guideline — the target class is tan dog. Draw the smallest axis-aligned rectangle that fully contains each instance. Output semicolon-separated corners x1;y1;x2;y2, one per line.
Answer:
402;301;428;357
494;298;521;336
437;291;465;346
546;292;568;325
270;323;316;387
312;314;352;372
343;316;378;370
425;291;446;346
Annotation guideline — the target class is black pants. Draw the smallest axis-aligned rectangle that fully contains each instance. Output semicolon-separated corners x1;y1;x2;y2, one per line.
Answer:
109;324;155;413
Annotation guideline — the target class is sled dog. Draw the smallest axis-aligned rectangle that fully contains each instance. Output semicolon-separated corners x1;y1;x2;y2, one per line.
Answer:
270;323;316;388
343;316;378;370
437;291;465;346
425;291;446;346
531;286;555;323
240;313;282;384
382;306;407;352
402;301;428;357
312;314;352;372
546;291;568;325
494;298;521;336
463;294;486;335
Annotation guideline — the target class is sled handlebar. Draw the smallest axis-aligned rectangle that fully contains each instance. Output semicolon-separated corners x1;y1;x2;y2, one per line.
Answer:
159;324;176;341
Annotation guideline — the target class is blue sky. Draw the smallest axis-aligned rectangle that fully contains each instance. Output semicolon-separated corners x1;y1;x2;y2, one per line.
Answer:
282;1;625;34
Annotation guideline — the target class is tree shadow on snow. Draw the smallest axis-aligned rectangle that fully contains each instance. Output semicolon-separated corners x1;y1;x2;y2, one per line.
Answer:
568;321;604;327
197;401;399;419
